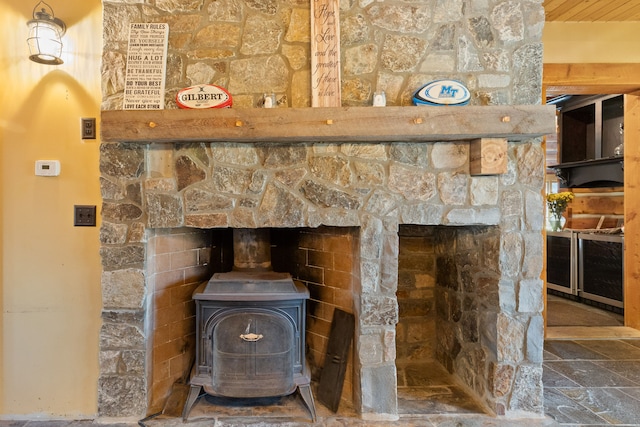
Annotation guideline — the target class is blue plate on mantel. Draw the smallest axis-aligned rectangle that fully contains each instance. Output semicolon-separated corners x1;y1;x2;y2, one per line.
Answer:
413;79;470;106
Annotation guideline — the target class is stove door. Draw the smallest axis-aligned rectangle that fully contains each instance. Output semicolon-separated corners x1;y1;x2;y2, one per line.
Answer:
210;309;295;397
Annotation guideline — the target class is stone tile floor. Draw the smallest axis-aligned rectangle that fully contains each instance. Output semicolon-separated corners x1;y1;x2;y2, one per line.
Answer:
3;336;640;427
3;333;640;425
3;337;640;426
544;337;640;426
547;294;624;327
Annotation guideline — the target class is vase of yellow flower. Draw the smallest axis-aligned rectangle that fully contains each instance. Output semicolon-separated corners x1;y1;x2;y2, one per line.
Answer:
546;191;574;231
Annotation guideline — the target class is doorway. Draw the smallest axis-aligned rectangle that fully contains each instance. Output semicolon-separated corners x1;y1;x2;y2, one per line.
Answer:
543;63;640;335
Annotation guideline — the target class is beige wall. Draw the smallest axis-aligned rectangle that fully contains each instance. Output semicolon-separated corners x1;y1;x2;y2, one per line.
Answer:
0;0;102;417
0;0;637;418
543;22;640;64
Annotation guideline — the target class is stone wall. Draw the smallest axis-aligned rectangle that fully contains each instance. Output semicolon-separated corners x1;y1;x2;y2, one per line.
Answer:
102;0;544;110
434;225;542;415
396;226;437;366
99;0;546;420
99;139;546;418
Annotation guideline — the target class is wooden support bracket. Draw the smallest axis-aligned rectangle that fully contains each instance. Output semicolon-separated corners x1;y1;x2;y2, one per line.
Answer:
469;137;508;175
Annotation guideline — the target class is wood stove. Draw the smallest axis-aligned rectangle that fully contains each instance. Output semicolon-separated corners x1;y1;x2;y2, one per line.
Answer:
182;229;316;421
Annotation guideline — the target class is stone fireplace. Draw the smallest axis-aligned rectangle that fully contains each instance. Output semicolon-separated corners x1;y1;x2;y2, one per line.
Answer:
98;130;551;420
98;0;553;422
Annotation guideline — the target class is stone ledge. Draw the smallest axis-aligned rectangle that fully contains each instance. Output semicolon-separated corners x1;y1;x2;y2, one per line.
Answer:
101;105;555;144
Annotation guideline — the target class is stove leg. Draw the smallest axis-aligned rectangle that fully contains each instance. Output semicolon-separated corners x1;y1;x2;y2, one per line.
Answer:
181;384;202;421
298;384;317;422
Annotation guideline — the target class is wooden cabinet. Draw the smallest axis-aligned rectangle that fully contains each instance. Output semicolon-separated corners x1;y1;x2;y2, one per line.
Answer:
559;94;624;162
553;94;624;188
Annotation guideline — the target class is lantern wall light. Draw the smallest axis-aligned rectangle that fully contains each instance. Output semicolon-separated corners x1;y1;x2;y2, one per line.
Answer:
27;1;66;65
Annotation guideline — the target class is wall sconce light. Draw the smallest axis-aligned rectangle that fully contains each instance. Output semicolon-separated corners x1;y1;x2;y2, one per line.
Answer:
26;1;66;65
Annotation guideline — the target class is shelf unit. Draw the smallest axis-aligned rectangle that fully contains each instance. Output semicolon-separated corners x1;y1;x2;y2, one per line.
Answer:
552;95;625;188
559;94;624;162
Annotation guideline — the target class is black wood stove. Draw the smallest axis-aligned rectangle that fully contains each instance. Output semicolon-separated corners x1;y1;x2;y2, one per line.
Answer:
182;229;316;421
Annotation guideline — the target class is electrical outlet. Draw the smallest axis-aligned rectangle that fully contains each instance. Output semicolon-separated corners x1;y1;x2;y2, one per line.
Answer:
74;205;97;226
81;117;96;140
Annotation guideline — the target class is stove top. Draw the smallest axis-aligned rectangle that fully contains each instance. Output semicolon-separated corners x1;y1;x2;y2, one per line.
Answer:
194;271;309;301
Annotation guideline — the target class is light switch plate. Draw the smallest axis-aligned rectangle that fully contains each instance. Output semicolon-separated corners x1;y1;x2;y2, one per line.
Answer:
35;160;61;176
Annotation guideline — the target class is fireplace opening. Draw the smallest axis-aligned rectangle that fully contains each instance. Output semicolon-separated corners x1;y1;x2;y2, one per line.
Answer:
147;224;501;419
147;226;359;417
396;225;500;415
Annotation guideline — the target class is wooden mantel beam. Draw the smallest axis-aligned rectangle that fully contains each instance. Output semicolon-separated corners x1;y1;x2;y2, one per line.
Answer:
101;105;555;144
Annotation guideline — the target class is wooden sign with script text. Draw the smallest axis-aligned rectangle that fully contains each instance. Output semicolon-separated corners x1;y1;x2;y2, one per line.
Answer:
311;0;341;107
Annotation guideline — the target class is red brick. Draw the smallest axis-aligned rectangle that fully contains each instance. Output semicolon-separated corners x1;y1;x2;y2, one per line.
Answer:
299;232;324;251
309;284;334;305
155;304;185;328
325;269;353;290
169;350;194;379
170;249;199;270
153;253;172;273
326;234;352;254
302;265;325;286
153;337;188;365
170;282;198;306
155;269;185;292
308;315;332;338
183;299;196;318
308;250;332;268
334;289;354;310
333;252;353;272
154;288;172;310
312;300;334;322
184;265;211;285
153;234;186;254
154;318;194;346
152;359;170;382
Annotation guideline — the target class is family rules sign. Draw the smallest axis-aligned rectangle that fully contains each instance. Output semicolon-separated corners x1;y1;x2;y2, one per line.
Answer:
311;0;341;107
123;23;169;110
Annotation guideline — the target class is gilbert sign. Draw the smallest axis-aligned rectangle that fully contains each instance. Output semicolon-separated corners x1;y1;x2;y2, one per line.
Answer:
176;85;233;109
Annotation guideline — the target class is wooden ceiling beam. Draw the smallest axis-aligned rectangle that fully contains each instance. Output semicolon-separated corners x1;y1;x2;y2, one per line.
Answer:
544;63;640;96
